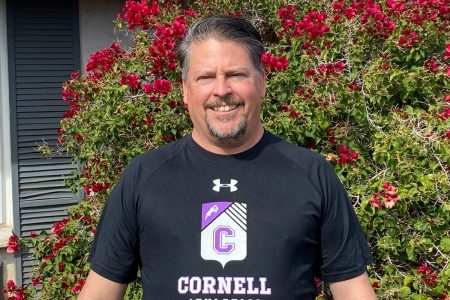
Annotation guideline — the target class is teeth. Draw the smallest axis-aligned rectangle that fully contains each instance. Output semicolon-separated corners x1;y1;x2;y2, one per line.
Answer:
212;105;238;112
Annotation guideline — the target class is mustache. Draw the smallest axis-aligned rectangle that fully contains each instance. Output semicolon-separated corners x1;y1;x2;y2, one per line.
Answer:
204;97;244;109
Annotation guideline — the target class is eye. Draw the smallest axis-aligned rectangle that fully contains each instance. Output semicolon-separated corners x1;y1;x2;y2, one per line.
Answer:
197;75;214;82
229;73;246;79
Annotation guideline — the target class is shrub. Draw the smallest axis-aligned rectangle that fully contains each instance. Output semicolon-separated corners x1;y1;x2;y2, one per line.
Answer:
4;0;450;299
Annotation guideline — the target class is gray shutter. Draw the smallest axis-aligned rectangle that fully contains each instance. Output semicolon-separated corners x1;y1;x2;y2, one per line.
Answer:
7;0;81;285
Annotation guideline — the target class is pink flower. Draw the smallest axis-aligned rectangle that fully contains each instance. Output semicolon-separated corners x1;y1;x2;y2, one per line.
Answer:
305;68;315;78
51;218;70;237
418;264;438;287
120;74;141;89
71;285;82;295
444;44;450;60
348;80;358;91
58;261;64;272
7;279;17;290
154;79;173;96
369;194;383;208
7;234;20;253
144;113;153;126
332;1;344;11
289;109;300;118
227;11;243;17
418;264;429;273
261;52;289;72
384;196;396;209
118;0;160;31
337;145;350;154
335;61;345;70
143;79;173;100
398;36;408;45
32;276;41;286
425;58;439;73
278;5;297;20
183;9;197;17
147;16;187;75
350;152;359;159
343;7;357;19
336;145;360;165
71;279;85;295
338;153;350;165
86;49;115;74
386;0;405;12
70;71;80;79
439;108;450;120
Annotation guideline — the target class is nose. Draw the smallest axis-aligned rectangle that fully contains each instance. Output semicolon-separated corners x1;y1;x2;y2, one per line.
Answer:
212;75;232;98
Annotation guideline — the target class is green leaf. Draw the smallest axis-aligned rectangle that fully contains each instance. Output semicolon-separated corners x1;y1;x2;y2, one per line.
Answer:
403;275;414;286
406;244;415;261
440;237;450;252
389;70;402;82
398;286;411;297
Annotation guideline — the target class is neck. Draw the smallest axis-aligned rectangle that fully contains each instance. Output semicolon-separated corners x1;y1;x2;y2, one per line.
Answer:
191;126;264;155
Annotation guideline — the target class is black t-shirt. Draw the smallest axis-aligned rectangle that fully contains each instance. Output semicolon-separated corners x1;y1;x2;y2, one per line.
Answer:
89;131;373;299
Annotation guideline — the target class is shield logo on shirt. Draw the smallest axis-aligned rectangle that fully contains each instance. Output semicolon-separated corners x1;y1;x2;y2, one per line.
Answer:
200;202;247;268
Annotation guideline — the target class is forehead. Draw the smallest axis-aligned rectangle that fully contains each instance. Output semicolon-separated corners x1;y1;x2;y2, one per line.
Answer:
186;38;253;71
192;37;249;56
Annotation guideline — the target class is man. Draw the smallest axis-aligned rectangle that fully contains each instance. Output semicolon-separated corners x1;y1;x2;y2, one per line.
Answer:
79;15;377;300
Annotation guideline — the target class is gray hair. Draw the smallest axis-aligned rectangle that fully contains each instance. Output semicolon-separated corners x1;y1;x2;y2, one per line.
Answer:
176;15;265;80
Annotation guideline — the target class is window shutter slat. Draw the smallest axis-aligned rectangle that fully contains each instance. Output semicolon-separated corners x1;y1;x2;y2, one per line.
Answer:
8;0;81;285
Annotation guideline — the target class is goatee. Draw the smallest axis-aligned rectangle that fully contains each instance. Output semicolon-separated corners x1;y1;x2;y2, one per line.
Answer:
207;116;248;145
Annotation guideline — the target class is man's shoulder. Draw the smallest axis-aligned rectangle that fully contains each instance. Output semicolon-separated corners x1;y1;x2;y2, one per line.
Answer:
125;136;189;175
266;132;327;168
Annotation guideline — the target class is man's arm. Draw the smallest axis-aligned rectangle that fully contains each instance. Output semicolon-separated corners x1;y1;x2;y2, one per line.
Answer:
329;272;377;300
78;270;128;300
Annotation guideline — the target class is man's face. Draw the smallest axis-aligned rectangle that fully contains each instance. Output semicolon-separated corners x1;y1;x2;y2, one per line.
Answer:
182;38;266;151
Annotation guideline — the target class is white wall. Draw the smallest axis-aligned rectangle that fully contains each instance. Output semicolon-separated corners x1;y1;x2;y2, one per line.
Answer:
0;0;16;287
78;0;128;70
0;0;13;228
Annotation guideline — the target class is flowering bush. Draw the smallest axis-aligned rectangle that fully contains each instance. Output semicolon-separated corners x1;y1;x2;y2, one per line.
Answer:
5;0;450;299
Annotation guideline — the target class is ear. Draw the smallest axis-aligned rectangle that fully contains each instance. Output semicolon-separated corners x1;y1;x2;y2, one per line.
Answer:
182;80;189;107
260;70;267;99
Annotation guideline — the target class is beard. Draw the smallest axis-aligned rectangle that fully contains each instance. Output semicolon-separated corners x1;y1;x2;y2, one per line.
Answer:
207;115;248;145
204;96;248;145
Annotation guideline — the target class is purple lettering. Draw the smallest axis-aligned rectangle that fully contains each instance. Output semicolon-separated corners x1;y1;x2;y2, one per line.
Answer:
213;226;235;254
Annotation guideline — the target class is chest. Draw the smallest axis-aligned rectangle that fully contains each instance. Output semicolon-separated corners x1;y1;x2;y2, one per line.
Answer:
135;160;322;263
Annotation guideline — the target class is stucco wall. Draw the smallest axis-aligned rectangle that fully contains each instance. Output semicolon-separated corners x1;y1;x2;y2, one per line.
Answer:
78;0;128;71
0;247;15;293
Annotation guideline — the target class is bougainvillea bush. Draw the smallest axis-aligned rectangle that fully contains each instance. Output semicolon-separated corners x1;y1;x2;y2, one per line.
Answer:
4;0;450;299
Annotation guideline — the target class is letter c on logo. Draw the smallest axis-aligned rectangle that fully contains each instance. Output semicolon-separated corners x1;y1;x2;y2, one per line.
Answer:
213;226;235;254
178;277;189;294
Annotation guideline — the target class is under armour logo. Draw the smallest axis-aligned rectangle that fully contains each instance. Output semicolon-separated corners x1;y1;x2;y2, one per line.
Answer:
212;179;238;192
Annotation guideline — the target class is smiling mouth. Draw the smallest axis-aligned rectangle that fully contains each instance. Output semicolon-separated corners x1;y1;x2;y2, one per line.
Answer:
211;104;239;112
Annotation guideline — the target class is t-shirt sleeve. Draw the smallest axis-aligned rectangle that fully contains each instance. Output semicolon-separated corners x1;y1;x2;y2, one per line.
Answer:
317;161;373;282
88;160;140;284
